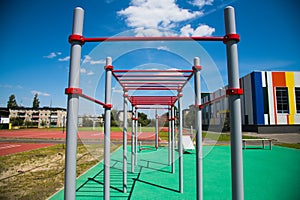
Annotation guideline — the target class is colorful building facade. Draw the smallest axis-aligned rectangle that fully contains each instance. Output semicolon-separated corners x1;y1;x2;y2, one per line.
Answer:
202;71;300;133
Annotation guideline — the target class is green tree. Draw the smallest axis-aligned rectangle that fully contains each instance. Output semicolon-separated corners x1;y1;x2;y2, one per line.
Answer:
138;112;151;126
7;94;18;109
10;117;24;126
32;93;40;109
111;110;119;127
184;106;196;128
82;115;93;127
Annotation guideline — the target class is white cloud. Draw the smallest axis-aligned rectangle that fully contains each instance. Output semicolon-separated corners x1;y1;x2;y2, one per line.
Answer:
58;56;70;62
31;90;50;97
80;68;87;74
180;24;215;36
112;87;124;94
118;0;203;35
80;67;94;76
190;0;214;9
87;71;95;76
43;52;57;58
83;55;106;65
43;52;63;59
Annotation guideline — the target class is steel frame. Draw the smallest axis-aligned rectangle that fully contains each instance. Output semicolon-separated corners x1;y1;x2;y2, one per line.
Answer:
65;6;244;200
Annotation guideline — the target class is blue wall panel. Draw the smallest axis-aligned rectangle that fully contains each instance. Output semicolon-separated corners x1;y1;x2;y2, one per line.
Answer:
251;72;265;125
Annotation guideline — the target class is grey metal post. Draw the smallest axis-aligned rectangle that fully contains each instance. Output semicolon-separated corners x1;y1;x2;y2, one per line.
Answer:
178;92;183;193
104;57;113;200
123;91;128;193
131;108;135;173
224;6;244;200
135;109;138;165
155;109;159;150
193;57;203;200
168;107;171;165
171;106;175;173
64;7;84;200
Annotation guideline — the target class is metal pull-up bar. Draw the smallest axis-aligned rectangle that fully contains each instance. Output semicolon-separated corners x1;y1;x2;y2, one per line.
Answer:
69;34;240;44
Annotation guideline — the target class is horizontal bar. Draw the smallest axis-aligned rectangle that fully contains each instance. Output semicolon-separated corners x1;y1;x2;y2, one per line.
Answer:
129;96;177;98
130;99;176;102
201;94;227;108
123;82;183;85
124;84;180;88
113;69;193;73
131;103;174;105
136;107;170;110
129;96;177;104
80;93;112;108
124;87;181;90
123;82;183;87
115;74;191;78
119;78;187;81
84;36;224;42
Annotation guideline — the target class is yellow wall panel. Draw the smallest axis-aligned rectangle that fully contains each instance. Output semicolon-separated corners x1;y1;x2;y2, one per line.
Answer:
285;72;295;124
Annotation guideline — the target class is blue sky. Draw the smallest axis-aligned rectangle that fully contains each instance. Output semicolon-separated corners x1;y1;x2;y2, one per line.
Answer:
0;0;299;115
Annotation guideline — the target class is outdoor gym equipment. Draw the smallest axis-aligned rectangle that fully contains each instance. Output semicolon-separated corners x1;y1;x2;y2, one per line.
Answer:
65;6;244;200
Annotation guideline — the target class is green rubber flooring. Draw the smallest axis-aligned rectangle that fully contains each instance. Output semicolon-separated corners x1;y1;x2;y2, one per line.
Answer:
50;145;300;199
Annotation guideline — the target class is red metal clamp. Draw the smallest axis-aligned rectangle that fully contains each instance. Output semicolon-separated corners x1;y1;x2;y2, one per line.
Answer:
223;33;240;44
195;104;204;109
68;34;85;45
103;104;112;109
104;65;114;70
65;87;82;95
226;88;244;95
193;65;202;71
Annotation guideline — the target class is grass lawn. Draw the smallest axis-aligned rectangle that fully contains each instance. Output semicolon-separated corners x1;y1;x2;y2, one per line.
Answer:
0;144;120;199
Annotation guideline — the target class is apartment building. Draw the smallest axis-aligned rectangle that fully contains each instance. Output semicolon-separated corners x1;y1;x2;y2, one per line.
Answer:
8;107;66;128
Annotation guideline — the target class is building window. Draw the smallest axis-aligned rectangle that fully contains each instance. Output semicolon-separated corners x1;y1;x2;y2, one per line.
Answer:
276;87;289;114
295;87;300;113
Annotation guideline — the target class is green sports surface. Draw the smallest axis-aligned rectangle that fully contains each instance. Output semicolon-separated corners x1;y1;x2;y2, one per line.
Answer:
51;145;300;199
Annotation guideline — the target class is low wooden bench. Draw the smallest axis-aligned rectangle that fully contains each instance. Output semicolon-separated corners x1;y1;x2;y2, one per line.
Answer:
242;138;272;150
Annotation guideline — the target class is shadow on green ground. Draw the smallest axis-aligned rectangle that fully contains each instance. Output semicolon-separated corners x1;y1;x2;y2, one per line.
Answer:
50;146;300;200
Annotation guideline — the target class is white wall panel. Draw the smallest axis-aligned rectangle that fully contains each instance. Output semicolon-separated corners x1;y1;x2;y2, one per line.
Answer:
277;114;287;125
266;72;275;125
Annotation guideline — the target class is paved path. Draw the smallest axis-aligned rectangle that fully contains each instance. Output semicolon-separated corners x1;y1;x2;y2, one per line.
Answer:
243;132;300;144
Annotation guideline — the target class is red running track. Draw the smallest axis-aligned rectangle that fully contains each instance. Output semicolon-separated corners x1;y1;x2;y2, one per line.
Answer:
0;129;160;156
0;129;160;140
0;142;54;156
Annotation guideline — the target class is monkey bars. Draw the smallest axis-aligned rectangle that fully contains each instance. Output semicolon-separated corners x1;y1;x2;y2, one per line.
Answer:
112;69;193;91
128;96;178;106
